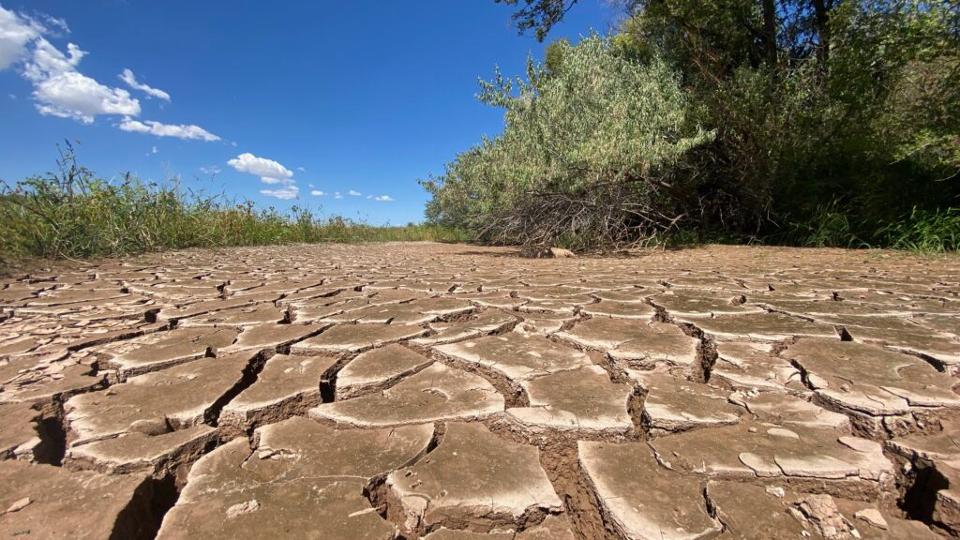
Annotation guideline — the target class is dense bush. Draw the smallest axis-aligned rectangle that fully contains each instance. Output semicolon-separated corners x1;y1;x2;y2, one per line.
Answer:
428;0;960;251
0;145;465;270
679;0;960;241
421;36;713;250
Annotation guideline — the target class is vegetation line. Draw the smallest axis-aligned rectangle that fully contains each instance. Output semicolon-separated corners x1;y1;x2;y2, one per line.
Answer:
0;144;467;272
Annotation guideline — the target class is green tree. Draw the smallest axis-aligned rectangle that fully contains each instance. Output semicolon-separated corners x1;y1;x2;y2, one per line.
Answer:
422;36;713;250
495;0;580;41
491;0;960;246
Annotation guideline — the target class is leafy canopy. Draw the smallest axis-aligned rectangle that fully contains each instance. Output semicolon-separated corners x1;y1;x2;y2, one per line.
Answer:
422;36;713;249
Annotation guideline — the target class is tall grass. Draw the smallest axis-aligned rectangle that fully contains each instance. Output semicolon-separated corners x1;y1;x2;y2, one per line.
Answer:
877;207;960;253
0;146;466;270
779;200;868;249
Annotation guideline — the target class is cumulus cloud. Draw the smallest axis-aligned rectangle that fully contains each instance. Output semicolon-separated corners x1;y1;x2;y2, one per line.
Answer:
259;175;298;199
32;71;140;123
310;190;325;196
1;5;215;136
228;152;293;179
0;5;41;69
199;165;221;176
12;37;140;123
372;195;394;202
348;189;362;197
228;152;301;200
261;185;299;200
10;31;142;124
22;39;83;80
119;68;170;101
119;117;219;141
334;192;343;199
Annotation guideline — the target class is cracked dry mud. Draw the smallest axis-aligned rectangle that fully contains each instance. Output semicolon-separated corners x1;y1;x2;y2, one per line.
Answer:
0;243;958;539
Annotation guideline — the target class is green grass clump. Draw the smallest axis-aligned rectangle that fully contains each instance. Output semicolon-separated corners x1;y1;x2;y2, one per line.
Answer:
0;147;465;271
877;207;960;253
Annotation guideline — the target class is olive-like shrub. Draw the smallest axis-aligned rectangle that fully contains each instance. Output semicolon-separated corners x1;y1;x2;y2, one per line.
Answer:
421;36;713;251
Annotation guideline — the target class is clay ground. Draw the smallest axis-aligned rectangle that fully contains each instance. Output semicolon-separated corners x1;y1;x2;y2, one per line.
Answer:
1;243;959;539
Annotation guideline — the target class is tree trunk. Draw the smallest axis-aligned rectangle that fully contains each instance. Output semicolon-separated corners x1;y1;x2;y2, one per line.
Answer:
762;0;777;67
812;0;830;72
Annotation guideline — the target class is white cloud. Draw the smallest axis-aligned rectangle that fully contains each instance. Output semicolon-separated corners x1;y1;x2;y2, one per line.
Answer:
1;6;216;136
261;185;299;200
0;6;41;70
199;165;221;175
297;166;306;172
372;195;394;202
119;117;219;141
260;178;300;199
0;6;144;124
348;189;362;197
259;176;286;185
334;192;343;199
227;152;293;179
310;190;325;196
228;152;302;200
119;68;170;101
33;70;140;123
39;14;69;35
22;39;83;80
11;36;139;123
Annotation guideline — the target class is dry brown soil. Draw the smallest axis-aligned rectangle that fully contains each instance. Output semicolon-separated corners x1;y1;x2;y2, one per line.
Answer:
1;242;959;539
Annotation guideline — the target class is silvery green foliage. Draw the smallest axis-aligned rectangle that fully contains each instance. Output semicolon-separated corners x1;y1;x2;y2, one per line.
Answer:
422;36;713;247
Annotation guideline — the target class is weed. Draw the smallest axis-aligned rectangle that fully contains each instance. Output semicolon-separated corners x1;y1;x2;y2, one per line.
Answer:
877;207;960;253
0;145;465;271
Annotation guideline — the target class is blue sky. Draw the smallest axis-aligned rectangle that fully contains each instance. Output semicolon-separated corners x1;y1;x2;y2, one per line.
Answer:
0;1;616;225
